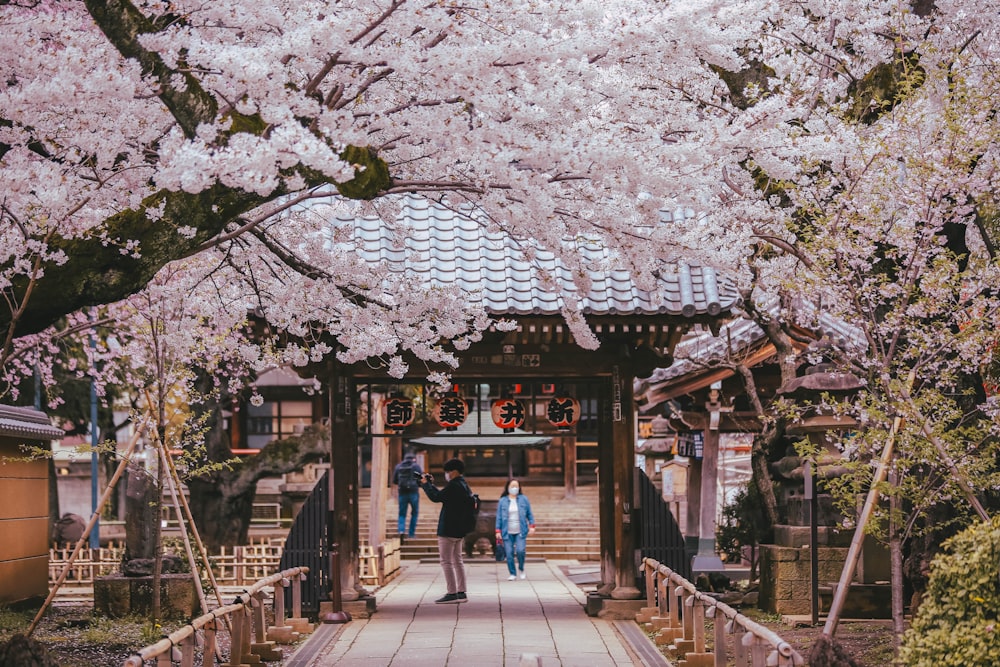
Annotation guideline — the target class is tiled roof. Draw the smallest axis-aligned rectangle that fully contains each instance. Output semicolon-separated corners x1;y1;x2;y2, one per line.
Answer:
634;294;867;400
0;404;64;441
331;195;739;319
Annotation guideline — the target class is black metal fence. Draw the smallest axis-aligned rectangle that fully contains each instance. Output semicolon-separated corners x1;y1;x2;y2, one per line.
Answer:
278;471;330;615
634;467;690;584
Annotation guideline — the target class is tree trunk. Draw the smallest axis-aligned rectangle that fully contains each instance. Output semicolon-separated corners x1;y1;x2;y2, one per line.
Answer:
184;389;331;549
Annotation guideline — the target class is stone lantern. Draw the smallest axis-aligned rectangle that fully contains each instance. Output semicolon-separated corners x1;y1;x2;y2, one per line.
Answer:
758;356;890;617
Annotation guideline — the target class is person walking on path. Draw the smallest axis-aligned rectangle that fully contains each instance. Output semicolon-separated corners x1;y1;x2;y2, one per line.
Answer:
392;449;423;539
495;478;535;580
419;457;472;604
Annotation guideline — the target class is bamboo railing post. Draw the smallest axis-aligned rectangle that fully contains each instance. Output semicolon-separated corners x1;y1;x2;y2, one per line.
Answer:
229;606;246;666
713;606;727;667
681;590;694;639
657;570;668;618
733;623;748;666
252;592;267;643
748;635;767;667
274;578;287;626
240;604;253;660
691;597;706;653
180;635;195;667
292;572;303;618
202;619;217;667
644;561;656;609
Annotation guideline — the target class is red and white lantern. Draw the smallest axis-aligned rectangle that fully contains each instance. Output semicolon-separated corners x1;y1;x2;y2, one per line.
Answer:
546;396;580;431
433;393;468;431
383;396;415;433
491;398;526;433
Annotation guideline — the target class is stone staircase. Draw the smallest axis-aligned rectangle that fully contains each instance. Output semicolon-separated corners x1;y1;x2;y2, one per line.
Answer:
359;483;601;562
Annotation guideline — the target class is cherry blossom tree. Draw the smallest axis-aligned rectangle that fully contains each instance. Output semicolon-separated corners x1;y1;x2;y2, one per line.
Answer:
2;0;1000;645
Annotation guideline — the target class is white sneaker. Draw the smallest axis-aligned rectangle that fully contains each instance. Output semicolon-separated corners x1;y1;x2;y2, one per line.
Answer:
519;572;526;580
507;574;516;581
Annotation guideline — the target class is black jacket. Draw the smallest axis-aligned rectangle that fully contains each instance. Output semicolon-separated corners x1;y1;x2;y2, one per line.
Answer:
421;475;471;538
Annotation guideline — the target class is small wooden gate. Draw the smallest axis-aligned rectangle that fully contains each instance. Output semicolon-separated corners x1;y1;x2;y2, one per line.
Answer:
634;467;690;584
278;471;330;615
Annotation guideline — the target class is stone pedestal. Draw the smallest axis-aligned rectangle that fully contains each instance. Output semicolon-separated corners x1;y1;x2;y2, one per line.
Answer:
320;595;377;619
93;573;196;619
584;592;645;619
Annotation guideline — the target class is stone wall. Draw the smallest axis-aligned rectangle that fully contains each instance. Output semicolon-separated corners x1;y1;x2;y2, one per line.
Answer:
758;543;892;618
758;544;848;615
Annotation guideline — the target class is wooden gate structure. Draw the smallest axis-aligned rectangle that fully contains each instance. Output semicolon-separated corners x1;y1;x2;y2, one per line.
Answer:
292;196;741;615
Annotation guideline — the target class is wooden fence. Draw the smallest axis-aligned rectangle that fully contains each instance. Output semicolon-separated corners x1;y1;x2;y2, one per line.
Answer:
122;566;313;667
51;536;401;588
359;538;402;587
637;557;804;667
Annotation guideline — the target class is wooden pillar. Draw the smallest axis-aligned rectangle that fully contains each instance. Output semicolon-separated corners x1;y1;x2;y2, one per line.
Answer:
598;365;641;598
597;376;616;594
692;404;725;573
329;368;363;601
698;428;720;555
368;392;387;550
562;435;577;499
685;457;703;553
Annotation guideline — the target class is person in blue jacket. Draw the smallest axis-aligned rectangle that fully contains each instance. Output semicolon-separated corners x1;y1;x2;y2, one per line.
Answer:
495;478;535;580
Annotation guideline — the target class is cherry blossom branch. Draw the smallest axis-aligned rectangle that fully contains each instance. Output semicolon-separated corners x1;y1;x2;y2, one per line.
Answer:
85;0;218;137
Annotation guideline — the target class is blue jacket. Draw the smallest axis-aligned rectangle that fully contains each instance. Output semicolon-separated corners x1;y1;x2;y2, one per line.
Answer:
495;494;534;538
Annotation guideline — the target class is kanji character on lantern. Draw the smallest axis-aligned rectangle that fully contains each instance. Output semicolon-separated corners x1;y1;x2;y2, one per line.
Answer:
491;398;526;433
433;393;468;431
384;396;415;433
546;396;580;431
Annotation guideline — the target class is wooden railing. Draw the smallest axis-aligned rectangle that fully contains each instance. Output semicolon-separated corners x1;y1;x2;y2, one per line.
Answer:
122;566;313;667
638;558;804;667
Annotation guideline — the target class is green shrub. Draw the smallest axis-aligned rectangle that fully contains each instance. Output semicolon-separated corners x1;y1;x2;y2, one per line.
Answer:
898;516;1000;666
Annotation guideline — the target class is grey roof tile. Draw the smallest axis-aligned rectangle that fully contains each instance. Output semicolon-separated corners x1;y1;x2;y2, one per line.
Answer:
342;195;739;318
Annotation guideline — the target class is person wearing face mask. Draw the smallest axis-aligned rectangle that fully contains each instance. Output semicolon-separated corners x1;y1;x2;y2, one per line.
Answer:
495;478;535;580
419;458;472;603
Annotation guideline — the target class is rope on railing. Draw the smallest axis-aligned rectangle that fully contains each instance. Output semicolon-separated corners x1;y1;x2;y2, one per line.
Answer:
121;566;312;667
639;557;805;667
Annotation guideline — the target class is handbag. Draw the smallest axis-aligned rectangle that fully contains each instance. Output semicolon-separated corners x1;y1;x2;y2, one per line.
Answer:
494;537;506;562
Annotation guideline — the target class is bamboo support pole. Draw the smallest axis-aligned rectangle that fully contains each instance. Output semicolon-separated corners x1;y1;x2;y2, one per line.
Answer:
157;439;210;618
823;371;913;637
144;389;230;616
27;422;148;636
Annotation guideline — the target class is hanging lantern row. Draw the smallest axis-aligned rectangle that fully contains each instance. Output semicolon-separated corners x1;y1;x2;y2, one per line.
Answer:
384;391;579;433
491;398;526;433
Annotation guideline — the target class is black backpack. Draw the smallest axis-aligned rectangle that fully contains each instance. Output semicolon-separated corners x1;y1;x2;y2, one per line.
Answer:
397;459;418;492
460;481;481;535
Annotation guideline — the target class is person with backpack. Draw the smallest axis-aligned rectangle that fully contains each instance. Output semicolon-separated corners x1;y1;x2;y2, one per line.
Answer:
419;457;475;604
392;449;423;540
495;478;536;580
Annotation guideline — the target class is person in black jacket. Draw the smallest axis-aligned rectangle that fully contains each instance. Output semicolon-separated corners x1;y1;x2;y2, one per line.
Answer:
419;457;471;604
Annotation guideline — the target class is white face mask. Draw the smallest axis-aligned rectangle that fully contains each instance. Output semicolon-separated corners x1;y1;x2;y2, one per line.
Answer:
508;486;519;496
